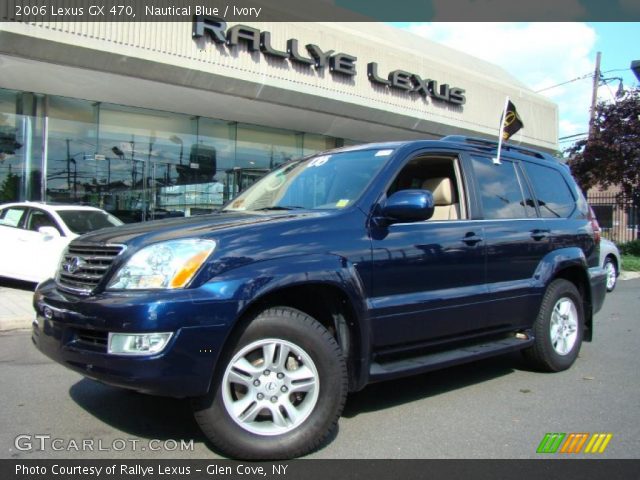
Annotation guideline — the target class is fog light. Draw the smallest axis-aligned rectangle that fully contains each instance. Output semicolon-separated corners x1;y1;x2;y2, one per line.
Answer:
108;332;173;356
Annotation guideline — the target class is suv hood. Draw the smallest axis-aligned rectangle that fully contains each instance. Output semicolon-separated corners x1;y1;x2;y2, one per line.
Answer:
75;210;322;246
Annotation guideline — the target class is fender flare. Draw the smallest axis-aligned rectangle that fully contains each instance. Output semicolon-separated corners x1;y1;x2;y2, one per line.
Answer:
200;253;373;390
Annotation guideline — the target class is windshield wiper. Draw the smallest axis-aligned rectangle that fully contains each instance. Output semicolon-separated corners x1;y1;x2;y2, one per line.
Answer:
253;206;306;211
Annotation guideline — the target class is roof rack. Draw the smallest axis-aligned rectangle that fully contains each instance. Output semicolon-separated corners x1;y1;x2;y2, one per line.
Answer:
441;135;557;162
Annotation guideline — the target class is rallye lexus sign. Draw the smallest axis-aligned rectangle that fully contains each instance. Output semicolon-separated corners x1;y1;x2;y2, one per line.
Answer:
192;16;466;106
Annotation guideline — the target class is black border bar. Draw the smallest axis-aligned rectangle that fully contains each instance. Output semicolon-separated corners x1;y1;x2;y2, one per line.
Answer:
5;459;640;480
2;0;640;22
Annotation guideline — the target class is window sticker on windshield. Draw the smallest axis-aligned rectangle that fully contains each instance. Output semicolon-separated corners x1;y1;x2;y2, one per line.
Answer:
375;149;393;156
2;209;23;227
232;199;246;210
307;155;330;168
336;199;350;208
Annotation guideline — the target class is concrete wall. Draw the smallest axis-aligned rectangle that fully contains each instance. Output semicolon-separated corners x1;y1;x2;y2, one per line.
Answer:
0;20;558;150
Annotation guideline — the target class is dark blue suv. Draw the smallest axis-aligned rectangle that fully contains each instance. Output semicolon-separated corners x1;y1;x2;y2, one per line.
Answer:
33;136;607;459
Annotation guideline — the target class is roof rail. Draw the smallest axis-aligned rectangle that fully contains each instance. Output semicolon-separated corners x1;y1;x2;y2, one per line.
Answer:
441;135;556;162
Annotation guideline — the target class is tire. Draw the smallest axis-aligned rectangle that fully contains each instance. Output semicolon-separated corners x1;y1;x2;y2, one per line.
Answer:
192;307;347;459
523;279;584;372
604;257;618;292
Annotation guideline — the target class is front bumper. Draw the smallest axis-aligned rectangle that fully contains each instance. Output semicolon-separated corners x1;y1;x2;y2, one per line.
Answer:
32;279;238;397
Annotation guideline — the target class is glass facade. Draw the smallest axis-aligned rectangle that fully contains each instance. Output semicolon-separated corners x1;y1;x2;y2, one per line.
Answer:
0;88;348;222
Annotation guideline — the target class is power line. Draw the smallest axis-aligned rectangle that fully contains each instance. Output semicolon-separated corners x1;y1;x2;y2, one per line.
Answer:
534;67;632;93
536;73;594;93
559;132;588;140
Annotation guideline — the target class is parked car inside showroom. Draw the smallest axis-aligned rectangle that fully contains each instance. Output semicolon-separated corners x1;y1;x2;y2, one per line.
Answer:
0;202;123;283
600;237;621;292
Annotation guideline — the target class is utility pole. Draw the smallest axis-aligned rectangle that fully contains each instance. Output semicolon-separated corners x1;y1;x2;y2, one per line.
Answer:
588;51;602;138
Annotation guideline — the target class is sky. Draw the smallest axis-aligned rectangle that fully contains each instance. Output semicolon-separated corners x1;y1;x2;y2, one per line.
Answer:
393;22;640;151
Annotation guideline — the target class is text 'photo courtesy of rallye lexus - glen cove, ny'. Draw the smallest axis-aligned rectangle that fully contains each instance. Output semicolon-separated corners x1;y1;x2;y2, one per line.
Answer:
32;87;609;458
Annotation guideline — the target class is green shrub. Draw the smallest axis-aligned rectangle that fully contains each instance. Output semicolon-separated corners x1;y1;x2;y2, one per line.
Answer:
618;239;640;257
622;255;640;272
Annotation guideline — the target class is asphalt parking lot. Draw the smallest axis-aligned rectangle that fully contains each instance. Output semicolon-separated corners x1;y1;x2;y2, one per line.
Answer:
1;278;639;459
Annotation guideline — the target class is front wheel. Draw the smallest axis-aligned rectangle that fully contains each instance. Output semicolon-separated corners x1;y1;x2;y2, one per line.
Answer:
192;307;347;459
604;257;618;292
523;279;584;372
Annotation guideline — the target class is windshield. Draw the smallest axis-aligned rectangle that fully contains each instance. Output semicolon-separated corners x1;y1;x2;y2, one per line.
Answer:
57;210;123;234
224;149;392;212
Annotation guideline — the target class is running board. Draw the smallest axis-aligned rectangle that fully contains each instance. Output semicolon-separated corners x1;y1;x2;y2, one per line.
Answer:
369;335;534;382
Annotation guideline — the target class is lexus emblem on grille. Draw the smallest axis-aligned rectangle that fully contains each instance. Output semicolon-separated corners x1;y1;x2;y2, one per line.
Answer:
63;256;86;274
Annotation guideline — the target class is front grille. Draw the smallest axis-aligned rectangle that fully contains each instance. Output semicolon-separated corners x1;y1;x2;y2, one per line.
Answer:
57;243;124;294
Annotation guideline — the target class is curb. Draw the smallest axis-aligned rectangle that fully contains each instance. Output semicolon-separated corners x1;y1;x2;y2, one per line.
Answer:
0;318;33;332
620;271;640;281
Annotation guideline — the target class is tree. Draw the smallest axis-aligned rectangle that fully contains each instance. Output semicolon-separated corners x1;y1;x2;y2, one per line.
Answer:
567;87;640;199
0;171;20;202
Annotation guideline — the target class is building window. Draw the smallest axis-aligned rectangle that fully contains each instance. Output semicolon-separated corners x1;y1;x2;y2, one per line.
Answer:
0;89;45;202
0;87;350;221
591;205;614;229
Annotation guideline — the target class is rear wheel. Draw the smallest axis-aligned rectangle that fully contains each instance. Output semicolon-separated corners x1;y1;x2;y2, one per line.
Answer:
192;307;347;459
523;279;584;372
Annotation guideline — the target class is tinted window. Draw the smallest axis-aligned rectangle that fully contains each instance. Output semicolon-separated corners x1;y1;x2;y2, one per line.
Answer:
0;207;27;228
471;157;530;219
523;162;576;218
57;210;123;234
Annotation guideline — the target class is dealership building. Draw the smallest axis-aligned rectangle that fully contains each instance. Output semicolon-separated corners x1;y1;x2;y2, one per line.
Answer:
0;19;558;221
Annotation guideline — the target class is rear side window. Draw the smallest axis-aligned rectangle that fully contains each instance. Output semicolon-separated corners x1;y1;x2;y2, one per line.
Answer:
523;162;576;218
470;157;532;219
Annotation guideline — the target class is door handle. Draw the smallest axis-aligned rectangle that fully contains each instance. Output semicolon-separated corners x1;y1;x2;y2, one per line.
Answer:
530;229;550;241
462;232;483;245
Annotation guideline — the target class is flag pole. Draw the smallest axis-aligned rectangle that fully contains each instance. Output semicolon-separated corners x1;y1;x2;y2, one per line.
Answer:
494;96;510;165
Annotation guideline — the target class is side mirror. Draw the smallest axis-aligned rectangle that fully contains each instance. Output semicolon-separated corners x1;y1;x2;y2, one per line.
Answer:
38;226;60;239
381;189;435;223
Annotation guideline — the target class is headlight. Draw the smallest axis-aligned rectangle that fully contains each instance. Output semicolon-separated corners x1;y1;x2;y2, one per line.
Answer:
108;332;173;355
107;239;216;290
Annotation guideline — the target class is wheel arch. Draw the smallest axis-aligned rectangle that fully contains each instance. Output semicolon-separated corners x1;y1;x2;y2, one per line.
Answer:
535;248;593;342
552;265;592;342
604;253;619;271
206;254;372;393
236;282;367;391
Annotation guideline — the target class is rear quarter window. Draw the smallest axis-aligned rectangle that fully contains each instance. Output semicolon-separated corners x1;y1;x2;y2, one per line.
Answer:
523;162;576;218
470;157;532;219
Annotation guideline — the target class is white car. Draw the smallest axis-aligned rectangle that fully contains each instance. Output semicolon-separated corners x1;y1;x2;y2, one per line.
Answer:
0;202;123;283
600;237;622;292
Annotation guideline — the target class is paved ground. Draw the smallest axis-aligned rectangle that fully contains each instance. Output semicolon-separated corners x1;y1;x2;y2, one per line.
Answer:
0;277;638;459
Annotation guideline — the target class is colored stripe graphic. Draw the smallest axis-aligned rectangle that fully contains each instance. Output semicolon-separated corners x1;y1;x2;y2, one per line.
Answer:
560;433;589;453
537;433;566;453
584;433;613;453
